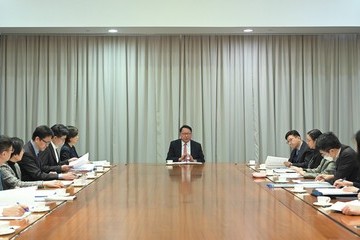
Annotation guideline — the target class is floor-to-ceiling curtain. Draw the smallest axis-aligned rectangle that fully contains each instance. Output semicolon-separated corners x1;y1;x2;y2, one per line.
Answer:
1;34;359;164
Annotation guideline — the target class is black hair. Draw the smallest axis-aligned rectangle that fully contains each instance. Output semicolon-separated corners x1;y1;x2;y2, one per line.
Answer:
10;137;24;158
285;130;300;140
0;135;12;153
355;130;360;154
179;125;192;133
51;124;69;138
66;126;79;143
307;129;322;141
315;132;341;152
31;125;54;140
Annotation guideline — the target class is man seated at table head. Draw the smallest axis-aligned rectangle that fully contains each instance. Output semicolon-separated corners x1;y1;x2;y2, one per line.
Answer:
166;125;205;162
0;135;28;217
283;130;311;168
18;125;76;181
315;132;358;184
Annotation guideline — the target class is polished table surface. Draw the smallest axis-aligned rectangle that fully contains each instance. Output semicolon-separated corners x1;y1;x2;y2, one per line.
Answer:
11;164;360;239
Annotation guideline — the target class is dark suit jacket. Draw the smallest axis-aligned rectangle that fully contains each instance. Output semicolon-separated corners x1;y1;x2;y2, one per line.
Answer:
293;148;322;169
289;141;310;167
306;150;323;169
18;141;59;181
38;144;63;173
166;139;205;162
331;145;359;184
60;143;79;162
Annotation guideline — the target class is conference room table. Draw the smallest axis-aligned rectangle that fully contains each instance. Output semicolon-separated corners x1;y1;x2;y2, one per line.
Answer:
5;163;360;239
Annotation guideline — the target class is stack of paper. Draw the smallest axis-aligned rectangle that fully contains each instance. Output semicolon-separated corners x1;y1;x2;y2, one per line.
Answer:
265;156;288;169
70;153;95;171
313;188;358;196
328;200;360;211
34;189;75;202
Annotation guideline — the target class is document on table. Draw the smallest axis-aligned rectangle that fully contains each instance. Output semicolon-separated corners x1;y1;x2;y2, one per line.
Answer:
69;153;89;168
273;168;296;173
0;211;31;220
34;189;76;201
328;200;360;211
314;188;358;196
73;163;95;171
265;156;288;169
0;186;37;205
267;182;333;189
276;173;302;178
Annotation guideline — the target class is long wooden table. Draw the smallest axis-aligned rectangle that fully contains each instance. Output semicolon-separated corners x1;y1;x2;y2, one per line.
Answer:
8;164;360;239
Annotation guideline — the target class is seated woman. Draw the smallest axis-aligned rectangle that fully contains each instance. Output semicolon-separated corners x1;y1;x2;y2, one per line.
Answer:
291;129;334;178
60;126;80;162
0;137;63;189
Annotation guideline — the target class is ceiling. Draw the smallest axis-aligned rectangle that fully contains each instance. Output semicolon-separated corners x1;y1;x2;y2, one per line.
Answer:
1;27;360;36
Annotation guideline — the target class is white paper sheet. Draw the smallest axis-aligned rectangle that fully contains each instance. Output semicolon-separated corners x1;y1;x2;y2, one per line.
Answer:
69;152;89;168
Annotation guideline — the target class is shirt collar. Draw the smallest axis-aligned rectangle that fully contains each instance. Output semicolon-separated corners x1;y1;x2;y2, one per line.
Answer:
30;140;40;156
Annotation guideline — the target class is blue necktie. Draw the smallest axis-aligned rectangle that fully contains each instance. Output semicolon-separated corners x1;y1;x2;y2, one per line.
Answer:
294;150;299;163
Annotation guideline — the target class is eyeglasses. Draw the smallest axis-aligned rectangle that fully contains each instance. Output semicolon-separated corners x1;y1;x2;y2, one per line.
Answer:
286;137;296;144
41;139;51;145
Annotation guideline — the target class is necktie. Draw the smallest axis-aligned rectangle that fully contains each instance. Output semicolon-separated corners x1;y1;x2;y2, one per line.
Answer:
183;143;188;156
294;150;299;163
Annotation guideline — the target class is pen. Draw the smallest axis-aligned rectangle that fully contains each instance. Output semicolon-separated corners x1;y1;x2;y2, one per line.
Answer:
17;202;29;212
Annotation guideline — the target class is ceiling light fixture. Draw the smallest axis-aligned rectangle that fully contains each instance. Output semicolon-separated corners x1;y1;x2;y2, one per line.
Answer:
243;29;253;33
108;29;118;33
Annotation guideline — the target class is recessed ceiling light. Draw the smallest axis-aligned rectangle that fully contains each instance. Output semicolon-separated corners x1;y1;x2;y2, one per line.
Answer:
108;29;118;33
243;29;253;33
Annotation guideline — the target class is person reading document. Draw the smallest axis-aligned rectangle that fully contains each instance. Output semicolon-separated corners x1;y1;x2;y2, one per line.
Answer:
166;125;205;163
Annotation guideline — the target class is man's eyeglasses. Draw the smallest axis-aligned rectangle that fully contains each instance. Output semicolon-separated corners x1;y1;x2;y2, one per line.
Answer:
41;139;51;145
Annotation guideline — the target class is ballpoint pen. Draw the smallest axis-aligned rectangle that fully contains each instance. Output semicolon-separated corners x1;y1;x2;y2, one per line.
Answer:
16;202;29;212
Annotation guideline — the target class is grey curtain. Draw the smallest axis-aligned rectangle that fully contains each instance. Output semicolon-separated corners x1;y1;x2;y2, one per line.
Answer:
1;34;359;164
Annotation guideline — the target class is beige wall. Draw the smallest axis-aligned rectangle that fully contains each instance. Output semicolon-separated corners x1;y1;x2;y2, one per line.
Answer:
1;0;360;28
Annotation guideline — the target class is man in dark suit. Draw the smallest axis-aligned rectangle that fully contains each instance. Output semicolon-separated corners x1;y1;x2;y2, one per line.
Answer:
18;125;76;181
315;132;359;184
166;125;205;162
38;124;72;173
283;130;311;168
